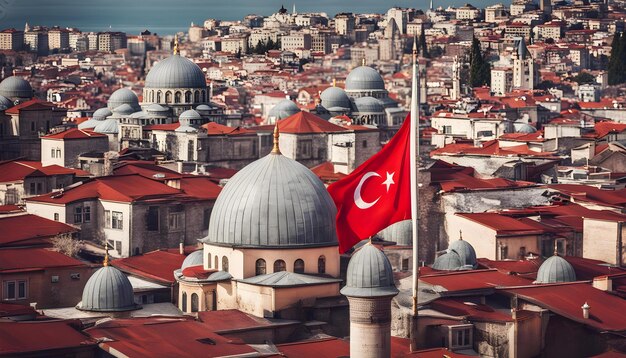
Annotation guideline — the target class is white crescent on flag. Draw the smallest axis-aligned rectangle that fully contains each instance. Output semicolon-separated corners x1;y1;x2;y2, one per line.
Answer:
354;171;381;209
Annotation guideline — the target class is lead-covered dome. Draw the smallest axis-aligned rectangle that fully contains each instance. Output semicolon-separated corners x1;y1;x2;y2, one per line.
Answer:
450;239;477;268
341;244;399;297
0;95;13;108
181;250;203;270
0;76;33;100
354;96;384;113
320;87;351;110
145;54;207;89
204;151;338;248
92;107;113;120
377;220;412;246
535;255;576;284
107;88;140;111
268;99;300;120
432;251;463;271
77;265;138;312
94;118;119;134
345;66;385;91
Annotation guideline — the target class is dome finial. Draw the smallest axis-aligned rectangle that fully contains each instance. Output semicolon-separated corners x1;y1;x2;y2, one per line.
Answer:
173;34;179;55
459;230;463;240
553;240;559;256
272;123;281;154
332;78;336;87
362;58;366;66
103;242;110;267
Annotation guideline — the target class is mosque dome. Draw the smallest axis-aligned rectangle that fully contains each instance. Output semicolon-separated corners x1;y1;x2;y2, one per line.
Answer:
130;111;147;119
181;250;204;270
204;138;337;249
535;255;576;284
341;244;399;297
146;103;169;113
112;104;136;117
0;76;33;100
107;88;140;111
320;87;351;110
196;104;213;111
345;66;385;91
449;239;477;268
514;123;537;134
93;118;119;134
268;99;300;120
432;251;463;271
145;54;207;89
78;119;99;129
354;96;384;113
0;95;13;108
179;109;202;121
377;220;412;246
77;265;138;312
92;107;113;120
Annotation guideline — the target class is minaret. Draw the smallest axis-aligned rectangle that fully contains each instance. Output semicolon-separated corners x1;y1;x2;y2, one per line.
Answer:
341;244;399;358
293;3;296;14
429;0;434;11
24;22;30;33
451;56;461;100
173;34;179;55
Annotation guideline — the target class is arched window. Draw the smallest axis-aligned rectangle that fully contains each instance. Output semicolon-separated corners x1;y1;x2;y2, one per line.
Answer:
318;256;326;274
175;91;182;104
294;259;305;273
181;292;187;312
274;259;286;272
207;253;212;268
165;91;171;103
255;259;266;276
156;91;162;103
201;90;206;102
222;256;229;272
191;293;199;312
214;256;218;270
194;90;200;103
185;91;192;103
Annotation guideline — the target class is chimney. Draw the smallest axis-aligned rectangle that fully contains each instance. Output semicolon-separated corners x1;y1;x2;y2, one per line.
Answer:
179;242;184;255
582;302;590;319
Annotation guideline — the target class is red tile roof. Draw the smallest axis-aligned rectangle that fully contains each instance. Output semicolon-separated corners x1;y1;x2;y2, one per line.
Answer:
178;176;222;200
142;123;180;131
4;99;55;115
477;258;543;274
278;111;347;134
110;249;186;284
592;121;626;139
276;338;349;357
503;282;626;332
42;128;107;140
430;298;518;323
456;213;547;236
197;309;276;332
0;320;96;355
0;214;77;247
431;140;556;158
310;162;347;183
0;248;86;273
419;269;534;293
0;302;39;318
550;184;626;208
113;161;182;180
0;160;90;182
202;122;255;136
85;317;256;357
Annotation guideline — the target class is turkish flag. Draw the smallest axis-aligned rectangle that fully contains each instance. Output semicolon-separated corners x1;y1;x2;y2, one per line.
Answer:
328;114;413;253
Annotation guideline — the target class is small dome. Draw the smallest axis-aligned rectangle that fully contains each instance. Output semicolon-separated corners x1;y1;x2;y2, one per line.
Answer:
535;255;576;284
108;88;140;111
196;104;213;111
341;244;399;297
0;76;33;100
175;124;198;133
181;250;203;270
354;96;384;113
205;151;337;248
514;123;537;134
92;107;113;120
0;95;13;108
179;109;202;121
320;87;351;110
145;55;207;89
130;111;147;119
345;66;385;91
432;251;463;271
377;220;412;246
449;239;477;268
94;118;119;134
112;104;136;116
78;118;99;129
268;99;300;120
77;266;138;312
146;103;169;113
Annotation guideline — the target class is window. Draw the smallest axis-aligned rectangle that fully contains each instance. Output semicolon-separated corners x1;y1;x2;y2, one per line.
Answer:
362;140;367;148
191;293;199;312
105;210;111;228
83;206;91;223
294;259;305;273
54;213;59;221
214;256;218;270
74;206;83;223
203;209;211;231
175;91;182;104
443;125;452;134
499;245;508;260
112;211;123;230
29;182;36;195
3;280;26;300
56;149;61;158
51;148;55;158
274;259;286;272
182;292;187;312
298;140;313;158
222;256;229;272
36;183;42;194
318;255;326;274
169;212;182;230
207;253;212;268
448;325;473;350
255;259;266;276
402;258;409;271
147;206;159;231
31;122;35;133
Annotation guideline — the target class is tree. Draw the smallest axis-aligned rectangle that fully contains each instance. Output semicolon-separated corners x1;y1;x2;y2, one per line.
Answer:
419;31;428;58
469;37;491;87
608;32;626;85
52;233;81;258
573;72;596;85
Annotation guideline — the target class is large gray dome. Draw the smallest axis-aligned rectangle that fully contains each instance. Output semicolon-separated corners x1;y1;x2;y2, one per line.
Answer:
77;265;138;312
354;96;384;113
345;66;385;91
107;88;140;111
181;250;203;270
0;76;33;100
268;99;300;120
377;220;412;246
92;107;113;120
204;152;338;248
94;118;119;134
145;54;207;89
432;251;463;271
450;239;477;268
0;95;13;108
341;244;399;298
535;255;576;284
514;123;537;134
179;109;202;121
320;87;351;110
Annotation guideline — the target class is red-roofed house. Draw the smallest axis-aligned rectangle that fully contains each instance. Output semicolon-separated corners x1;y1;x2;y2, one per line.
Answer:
41;128;108;168
25;173;222;257
0;320;97;356
0;213;78;248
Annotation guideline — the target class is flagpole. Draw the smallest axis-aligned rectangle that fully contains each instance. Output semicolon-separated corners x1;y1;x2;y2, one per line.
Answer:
409;35;420;351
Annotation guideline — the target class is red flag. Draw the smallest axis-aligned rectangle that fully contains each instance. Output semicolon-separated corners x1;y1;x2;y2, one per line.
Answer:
328;114;412;253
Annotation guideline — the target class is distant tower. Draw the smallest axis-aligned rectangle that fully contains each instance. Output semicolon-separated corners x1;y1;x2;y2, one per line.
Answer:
341;244;399;358
429;0;434;11
419;65;427;105
451;56;461;100
293;3;296;14
24;22;30;33
512;37;537;90
540;0;552;15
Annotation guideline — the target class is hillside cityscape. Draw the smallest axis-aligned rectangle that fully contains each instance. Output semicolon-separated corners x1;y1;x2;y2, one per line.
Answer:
0;1;626;357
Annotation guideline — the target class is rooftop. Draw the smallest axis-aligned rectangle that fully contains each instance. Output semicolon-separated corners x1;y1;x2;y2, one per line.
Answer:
0;214;77;248
110;249;187;284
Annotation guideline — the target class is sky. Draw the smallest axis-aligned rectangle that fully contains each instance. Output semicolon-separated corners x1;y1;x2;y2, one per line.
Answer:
0;0;493;34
